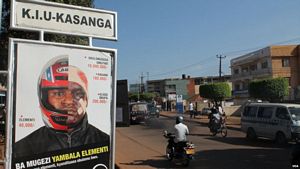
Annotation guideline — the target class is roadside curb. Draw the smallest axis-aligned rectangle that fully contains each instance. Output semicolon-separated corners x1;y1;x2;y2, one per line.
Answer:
160;112;241;131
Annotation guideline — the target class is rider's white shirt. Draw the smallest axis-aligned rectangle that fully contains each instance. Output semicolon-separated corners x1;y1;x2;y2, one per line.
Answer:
174;123;189;143
213;113;221;120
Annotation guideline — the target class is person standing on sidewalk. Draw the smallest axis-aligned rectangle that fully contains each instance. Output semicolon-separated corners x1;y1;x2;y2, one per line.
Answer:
189;102;194;119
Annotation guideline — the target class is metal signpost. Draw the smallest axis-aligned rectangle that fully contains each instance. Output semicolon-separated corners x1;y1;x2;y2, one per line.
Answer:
6;1;117;169
0;0;2;30
176;95;184;114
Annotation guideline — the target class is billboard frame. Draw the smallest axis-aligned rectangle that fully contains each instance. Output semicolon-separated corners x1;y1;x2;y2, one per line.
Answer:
6;38;117;169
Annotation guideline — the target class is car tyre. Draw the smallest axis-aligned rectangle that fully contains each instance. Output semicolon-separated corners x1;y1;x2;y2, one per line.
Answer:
276;132;287;145
246;128;257;140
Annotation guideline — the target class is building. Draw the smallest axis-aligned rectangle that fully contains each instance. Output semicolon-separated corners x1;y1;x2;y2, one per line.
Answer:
194;75;231;95
146;79;166;96
129;83;140;93
231;45;300;103
144;74;232;111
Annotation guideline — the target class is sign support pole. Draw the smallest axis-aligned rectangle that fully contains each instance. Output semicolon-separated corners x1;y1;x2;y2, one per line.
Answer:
0;0;2;31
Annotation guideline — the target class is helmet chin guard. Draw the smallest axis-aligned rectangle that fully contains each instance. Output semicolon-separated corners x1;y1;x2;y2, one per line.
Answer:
38;56;88;131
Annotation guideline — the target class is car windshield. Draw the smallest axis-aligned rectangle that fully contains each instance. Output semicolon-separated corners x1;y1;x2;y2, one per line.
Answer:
289;107;300;120
131;104;147;111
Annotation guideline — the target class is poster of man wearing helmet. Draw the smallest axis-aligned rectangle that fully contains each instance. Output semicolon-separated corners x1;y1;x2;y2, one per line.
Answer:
9;39;115;169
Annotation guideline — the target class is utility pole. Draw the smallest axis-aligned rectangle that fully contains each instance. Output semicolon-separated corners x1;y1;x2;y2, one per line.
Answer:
216;55;226;81
140;72;144;93
140;72;146;94
146;72;149;93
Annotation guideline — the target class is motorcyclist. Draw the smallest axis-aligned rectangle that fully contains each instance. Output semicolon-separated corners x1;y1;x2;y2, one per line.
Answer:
165;116;194;165
173;116;189;152
209;105;221;130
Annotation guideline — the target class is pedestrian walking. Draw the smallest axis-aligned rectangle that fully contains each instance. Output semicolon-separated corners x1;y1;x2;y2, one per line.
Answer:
189;102;194;118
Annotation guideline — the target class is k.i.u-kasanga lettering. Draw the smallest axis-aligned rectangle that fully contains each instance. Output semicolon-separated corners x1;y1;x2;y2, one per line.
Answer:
21;8;112;29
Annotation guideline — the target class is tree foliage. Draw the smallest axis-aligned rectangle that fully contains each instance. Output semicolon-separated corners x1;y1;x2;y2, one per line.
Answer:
0;0;94;85
199;82;231;104
248;77;288;102
129;92;156;102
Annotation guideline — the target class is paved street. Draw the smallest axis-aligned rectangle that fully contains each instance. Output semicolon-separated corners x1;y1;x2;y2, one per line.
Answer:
0;111;294;169
115;111;293;169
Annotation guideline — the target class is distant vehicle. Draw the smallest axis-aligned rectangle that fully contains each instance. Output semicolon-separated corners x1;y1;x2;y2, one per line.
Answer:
129;102;149;124
201;108;211;115
147;104;160;118
241;103;300;144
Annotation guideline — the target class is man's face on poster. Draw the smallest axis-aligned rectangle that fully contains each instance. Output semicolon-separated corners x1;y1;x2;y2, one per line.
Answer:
47;82;87;126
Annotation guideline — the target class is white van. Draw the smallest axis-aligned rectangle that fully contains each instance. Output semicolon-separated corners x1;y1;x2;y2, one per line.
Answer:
241;103;300;144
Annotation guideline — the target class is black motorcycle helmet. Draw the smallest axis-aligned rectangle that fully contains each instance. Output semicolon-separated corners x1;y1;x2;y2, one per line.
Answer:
176;116;183;124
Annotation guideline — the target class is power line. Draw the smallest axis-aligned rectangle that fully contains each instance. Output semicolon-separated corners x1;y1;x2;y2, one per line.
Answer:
147;37;300;79
222;37;300;57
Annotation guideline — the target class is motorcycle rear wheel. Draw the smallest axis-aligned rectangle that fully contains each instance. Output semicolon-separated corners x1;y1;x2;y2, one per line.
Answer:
182;154;190;167
221;125;227;137
211;131;217;136
166;146;173;161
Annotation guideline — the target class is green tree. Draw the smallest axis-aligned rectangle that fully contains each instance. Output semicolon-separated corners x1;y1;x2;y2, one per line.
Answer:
199;82;231;105
128;92;156;102
248;77;288;102
0;0;94;85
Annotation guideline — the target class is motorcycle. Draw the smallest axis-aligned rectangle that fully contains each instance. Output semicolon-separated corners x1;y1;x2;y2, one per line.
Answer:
163;131;195;166
208;114;227;137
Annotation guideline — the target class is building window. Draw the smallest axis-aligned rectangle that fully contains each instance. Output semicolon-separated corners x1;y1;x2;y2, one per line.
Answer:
242;82;248;90
234;84;240;91
282;58;290;67
234;69;239;74
194;79;201;85
250;64;257;71
261;61;268;69
242;67;248;73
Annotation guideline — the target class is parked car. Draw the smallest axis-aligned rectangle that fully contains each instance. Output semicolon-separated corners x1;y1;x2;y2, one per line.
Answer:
147;104;160;118
129;102;149;124
241;103;300;144
201;108;212;115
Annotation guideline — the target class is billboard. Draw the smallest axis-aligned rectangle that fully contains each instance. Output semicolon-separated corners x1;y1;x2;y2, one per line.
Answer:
8;39;116;169
11;0;117;40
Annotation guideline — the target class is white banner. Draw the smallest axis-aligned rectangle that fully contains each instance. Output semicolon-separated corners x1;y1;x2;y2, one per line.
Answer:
14;1;116;39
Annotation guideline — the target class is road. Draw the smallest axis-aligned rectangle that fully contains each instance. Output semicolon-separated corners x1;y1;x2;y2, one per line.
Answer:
116;116;293;169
